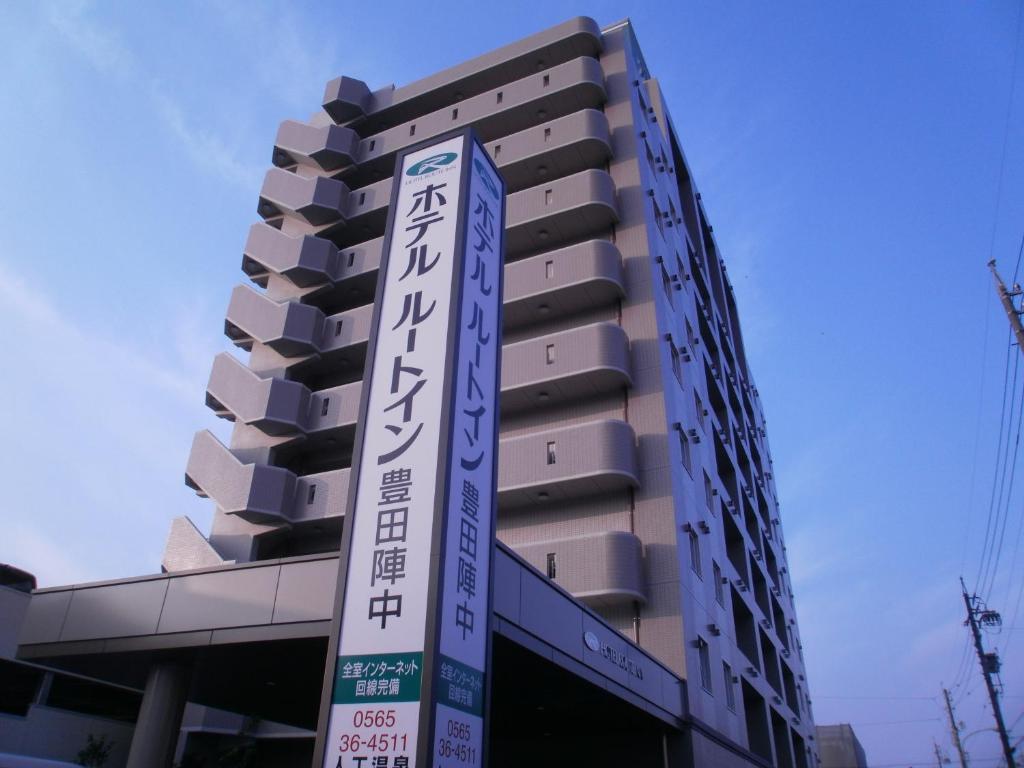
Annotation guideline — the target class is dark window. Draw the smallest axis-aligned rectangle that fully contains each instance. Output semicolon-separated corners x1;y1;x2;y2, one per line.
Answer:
409;124;416;136
321;398;330;417
45;672;142;723
713;561;724;605
543;74;550;87
496;91;503;104
307;485;316;504
545;344;555;364
452;108;458;120
697;637;712;693
724;662;736;711
661;264;673;305
0;660;43;716
335;320;344;337
689;528;702;578
679;427;692;476
546;553;557;579
546;441;557;465
545;260;554;279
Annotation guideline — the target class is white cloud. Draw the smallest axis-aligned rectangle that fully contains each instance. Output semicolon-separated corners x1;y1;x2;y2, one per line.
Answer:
43;0;262;191
149;85;263;191
44;0;138;77
0;256;230;585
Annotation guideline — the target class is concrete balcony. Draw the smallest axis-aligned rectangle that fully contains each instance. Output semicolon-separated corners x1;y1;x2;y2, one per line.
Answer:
323;17;602;131
185;431;349;525
206;353;361;439
257;168;348;226
348;56;606;185
224;284;323;355
498;419;638;508
242;224;383;312
322;76;372;123
487;108;611;193
503;239;624;328
501;322;631;413
185;431;297;525
506;168;618;257
206;353;310;436
273;120;359;171
224;284;373;359
514;531;646;608
241;222;339;288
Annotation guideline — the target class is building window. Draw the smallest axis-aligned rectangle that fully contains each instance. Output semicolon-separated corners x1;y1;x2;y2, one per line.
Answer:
661;263;673;305
723;662;736;711
544;189;553;206
678;428;692;476
546;553;557;579
359;192;366;206
644;139;656;170
713;561;724;605
543;74;550;87
544;127;551;142
496;91;503;104
494;144;501;157
695;391;706;430
670;342;683;387
321;398;330;417
452;108;458;120
335;320;344;337
704;471;714;512
688;528;702;578
307;485;316;504
545;344;555;364
697;637;712;693
546;441;557;465
653;200;664;236
545;260;554;279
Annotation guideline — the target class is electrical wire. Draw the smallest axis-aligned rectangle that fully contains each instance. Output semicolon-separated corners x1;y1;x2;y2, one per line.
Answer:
973;338;1017;597
980;369;1024;600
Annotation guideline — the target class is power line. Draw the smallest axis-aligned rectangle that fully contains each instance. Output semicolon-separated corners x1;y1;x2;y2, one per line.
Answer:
814;695;938;702
974;321;1016;598
846;717;942;727
981;367;1024;600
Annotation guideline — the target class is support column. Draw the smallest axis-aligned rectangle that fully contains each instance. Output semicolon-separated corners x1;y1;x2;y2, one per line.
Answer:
126;659;191;768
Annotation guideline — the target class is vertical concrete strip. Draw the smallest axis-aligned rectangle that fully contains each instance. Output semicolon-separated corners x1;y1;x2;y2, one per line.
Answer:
125;660;191;768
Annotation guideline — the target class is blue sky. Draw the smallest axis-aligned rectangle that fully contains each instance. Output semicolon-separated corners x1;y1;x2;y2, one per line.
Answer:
1;2;1022;765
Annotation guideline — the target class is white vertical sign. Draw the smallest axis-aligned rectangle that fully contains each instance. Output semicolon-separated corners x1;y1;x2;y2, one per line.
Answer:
430;141;503;768
319;132;504;768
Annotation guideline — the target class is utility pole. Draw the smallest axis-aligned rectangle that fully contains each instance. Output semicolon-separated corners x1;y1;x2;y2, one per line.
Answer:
941;687;969;768
960;577;1016;768
988;260;1024;354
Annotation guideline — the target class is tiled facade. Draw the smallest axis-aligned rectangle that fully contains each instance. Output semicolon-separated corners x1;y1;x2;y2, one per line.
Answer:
172;17;816;767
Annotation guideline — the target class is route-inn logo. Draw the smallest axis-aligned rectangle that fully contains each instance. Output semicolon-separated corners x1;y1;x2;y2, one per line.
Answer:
583;631;644;680
406;152;458;176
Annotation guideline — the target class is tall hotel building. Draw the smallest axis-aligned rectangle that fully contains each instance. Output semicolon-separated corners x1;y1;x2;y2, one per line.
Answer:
15;17;817;768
